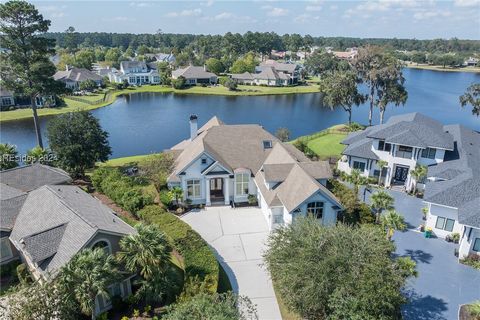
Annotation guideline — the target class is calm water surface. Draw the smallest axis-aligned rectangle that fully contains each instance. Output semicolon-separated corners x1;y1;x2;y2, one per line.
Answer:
1;68;479;158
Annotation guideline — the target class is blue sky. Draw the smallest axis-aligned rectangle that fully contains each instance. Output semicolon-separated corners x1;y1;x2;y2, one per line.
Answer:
31;0;480;39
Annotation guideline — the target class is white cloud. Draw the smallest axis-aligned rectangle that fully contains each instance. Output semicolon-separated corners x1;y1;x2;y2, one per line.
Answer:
414;10;452;20
202;12;257;23
201;0;215;7
454;0;480;7
38;5;66;18
305;5;322;11
165;8;202;18
129;2;151;8
330;5;338;10
294;13;320;23
213;12;233;20
267;7;289;17
343;0;436;19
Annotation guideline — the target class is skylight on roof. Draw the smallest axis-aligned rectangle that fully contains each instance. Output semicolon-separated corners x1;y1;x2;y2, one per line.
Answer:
263;140;273;149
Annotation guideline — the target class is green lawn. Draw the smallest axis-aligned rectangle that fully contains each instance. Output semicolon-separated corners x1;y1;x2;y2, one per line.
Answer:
0;84;320;122
292;124;349;160
98;153;160;167
307;133;347;159
405;62;480;73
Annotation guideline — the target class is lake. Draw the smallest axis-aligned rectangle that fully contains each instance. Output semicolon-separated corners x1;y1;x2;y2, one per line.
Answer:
1;68;479;158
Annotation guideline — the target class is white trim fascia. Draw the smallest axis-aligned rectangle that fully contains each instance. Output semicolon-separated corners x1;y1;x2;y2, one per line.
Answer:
202;161;232;175
422;200;458;210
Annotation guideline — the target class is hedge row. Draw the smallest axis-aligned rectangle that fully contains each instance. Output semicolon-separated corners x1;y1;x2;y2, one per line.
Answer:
138;205;219;296
91;167;153;215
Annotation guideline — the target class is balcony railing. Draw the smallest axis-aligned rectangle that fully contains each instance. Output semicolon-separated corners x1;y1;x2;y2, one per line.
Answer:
396;151;413;159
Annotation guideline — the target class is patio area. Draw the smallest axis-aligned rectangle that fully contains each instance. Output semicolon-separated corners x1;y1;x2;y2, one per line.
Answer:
364;189;480;320
181;206;282;320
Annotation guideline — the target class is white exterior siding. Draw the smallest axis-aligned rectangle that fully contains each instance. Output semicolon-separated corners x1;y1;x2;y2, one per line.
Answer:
292;192;338;226
425;203;462;238
459;227;480;259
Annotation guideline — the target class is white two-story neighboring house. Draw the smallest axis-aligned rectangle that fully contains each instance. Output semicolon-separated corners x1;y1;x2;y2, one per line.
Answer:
109;61;160;85
337;113;454;192
423;125;480;259
167;115;343;230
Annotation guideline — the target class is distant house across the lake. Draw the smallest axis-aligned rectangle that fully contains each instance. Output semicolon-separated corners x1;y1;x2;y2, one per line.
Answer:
172;66;218;85
108;61;160;85
54;66;104;90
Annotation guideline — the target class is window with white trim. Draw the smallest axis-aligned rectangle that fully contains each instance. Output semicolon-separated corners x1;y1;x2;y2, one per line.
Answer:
421;148;436;159
187;179;201;199
378;140;391;152
0;237;13;260
273;214;284;224
353;161;366;171
473;238;480;252
306;202;324;219
235;173;249;196
435;216;455;232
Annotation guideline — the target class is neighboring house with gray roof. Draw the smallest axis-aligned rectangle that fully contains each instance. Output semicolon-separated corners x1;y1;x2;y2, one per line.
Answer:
230;66;290;86
167;115;342;230
145;52;176;64
422;125;480;259
108;61;160;85
338;113;455;192
256;59;301;85
172;66;217;85
53;66;104;90
0;165;135;316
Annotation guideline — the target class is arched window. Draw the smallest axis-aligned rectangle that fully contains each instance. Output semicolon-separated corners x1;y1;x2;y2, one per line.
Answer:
91;239;111;254
307;202;324;219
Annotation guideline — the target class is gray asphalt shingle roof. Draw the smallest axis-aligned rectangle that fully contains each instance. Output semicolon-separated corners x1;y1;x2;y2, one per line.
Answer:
10;185;135;278
424;125;480;228
53;67;103;83
0;163;71;192
172;66;216;79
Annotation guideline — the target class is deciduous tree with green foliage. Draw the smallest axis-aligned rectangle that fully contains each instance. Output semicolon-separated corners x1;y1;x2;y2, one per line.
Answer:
164;292;257;320
275;127;290;142
205;58;224;75
264;218;415;319
47;111;111;177
460;83;480;116
319;70;365;124
58;248;120;320
79;79;97;91
230;52;257;73
139;153;174;193
0;143;18;170
0;0;65;148
305;50;348;77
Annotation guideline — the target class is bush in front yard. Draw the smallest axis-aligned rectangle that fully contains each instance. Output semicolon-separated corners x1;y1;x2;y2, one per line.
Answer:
138;206;220;297
91;167;153;215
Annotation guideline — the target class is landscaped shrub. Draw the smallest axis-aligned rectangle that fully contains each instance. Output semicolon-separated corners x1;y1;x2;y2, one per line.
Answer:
91;167;153;215
159;189;173;207
138;205;220;296
461;254;480;270
172;76;186;89
16;263;31;284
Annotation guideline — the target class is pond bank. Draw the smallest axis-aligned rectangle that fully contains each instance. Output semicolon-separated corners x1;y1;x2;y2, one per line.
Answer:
0;84;320;122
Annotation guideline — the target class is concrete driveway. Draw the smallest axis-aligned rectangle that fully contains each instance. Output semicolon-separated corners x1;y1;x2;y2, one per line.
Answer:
181;206;282;320
364;189;480;320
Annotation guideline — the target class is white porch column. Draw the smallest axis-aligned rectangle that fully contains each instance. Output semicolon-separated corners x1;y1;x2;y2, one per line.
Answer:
205;178;211;206
224;177;230;205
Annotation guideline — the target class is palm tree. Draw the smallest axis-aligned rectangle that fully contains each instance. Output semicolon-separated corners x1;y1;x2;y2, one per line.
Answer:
26;146;50;164
376;160;388;185
58;248;120;320
381;209;406;240
169;186;184;205
370;191;395;223
117;223;171;280
410;164;427;194
345;169;369;201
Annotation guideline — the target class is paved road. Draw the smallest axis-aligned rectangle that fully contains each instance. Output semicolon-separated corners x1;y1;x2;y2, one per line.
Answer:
182;206;282;320
364;189;480;320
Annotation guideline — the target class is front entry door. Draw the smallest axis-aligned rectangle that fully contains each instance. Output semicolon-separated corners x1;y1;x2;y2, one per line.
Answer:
210;178;224;200
394;166;409;182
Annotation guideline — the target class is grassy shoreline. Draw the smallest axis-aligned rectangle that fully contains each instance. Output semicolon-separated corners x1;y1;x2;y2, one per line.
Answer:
405;63;480;73
0;84;320;122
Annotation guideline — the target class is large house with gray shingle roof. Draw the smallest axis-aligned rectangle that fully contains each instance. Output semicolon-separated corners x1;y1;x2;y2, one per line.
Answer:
167;115;343;230
338;113;454;192
172;66;218;85
0;163;135;315
423;125;480;259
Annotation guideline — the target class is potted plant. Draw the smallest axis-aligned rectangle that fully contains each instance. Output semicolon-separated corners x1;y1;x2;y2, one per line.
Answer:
451;232;460;244
424;227;432;238
419;224;425;232
445;234;452;242
421;207;428;220
248;194;258;206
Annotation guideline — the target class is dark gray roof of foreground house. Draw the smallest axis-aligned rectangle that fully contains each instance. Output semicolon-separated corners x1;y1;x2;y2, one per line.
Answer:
342;113;455;155
0;192;27;230
424;125;480;228
0;163;71;192
10;185;135;278
172;66;216;79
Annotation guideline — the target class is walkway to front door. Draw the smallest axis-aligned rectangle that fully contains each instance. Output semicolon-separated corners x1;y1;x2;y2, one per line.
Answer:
181;207;282;320
393;165;409;185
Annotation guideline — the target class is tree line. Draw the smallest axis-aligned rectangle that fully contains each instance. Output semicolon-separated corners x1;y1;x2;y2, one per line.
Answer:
45;30;480;57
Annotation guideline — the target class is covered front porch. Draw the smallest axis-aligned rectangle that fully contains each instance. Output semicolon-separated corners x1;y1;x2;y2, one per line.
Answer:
205;175;231;206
